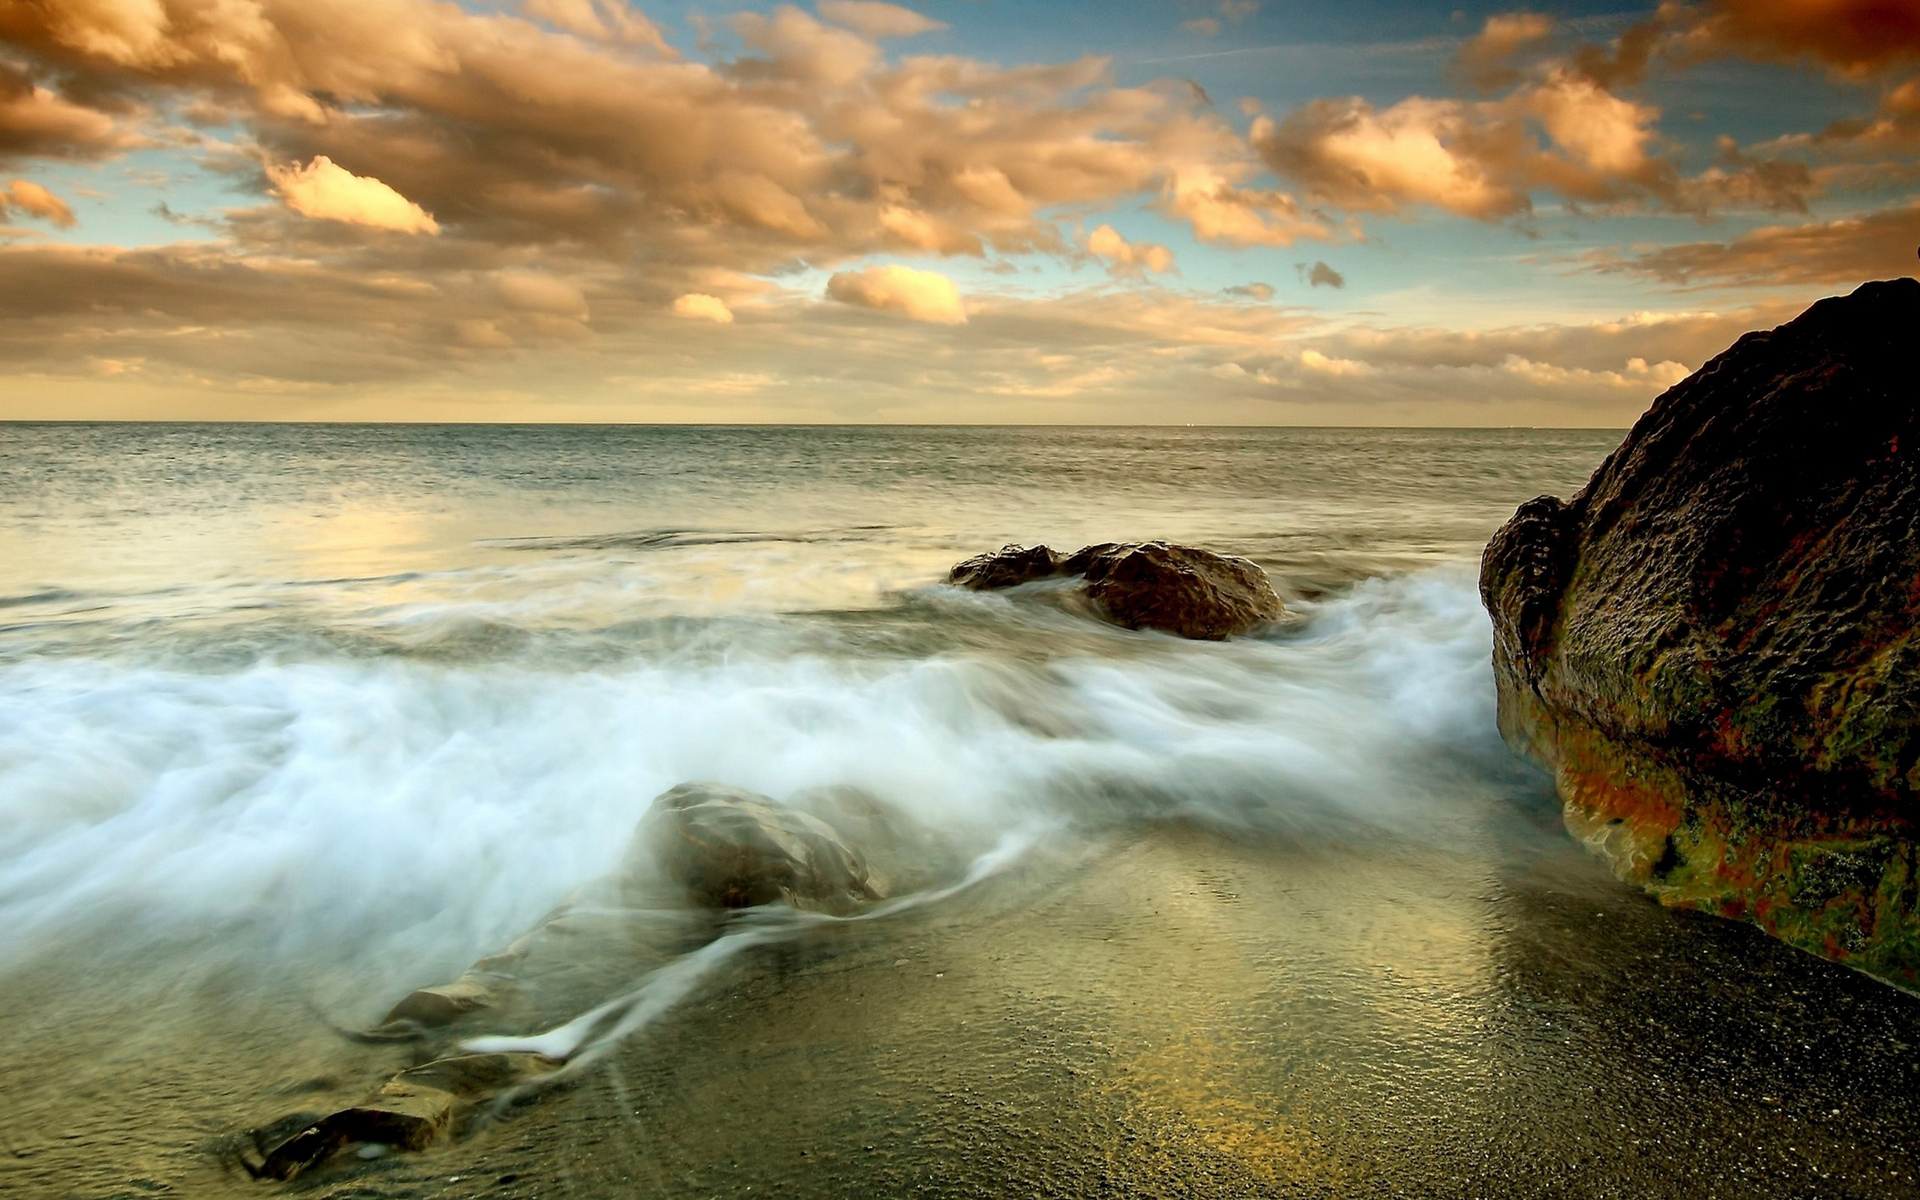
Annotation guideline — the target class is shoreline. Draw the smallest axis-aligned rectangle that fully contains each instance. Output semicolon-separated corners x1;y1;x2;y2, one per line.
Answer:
6;819;1916;1199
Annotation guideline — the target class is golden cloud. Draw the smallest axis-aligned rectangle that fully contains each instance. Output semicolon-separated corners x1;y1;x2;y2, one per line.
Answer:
1;178;75;226
1254;70;1667;219
1086;224;1175;276
0;0;1912;423
1589;200;1920;285
1455;11;1556;90
826;264;966;324
672;293;735;323
0;0;1307;268
266;157;441;235
520;0;674;53
0;236;1821;426
0;60;130;160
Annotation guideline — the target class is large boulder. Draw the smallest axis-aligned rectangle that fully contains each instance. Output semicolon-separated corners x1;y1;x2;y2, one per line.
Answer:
629;782;883;914
1480;278;1920;988
948;540;1282;640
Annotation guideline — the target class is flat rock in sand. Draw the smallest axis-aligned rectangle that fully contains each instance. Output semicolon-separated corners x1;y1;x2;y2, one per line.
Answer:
252;1053;557;1180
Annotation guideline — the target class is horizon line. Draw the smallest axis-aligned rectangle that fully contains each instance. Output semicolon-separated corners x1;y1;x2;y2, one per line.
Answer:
0;420;1632;431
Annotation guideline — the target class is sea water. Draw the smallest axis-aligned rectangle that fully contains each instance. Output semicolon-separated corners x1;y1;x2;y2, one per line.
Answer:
3;425;1916;1200
0;425;1608;978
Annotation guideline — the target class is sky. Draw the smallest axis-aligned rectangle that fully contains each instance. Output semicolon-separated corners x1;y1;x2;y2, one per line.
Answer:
0;0;1916;424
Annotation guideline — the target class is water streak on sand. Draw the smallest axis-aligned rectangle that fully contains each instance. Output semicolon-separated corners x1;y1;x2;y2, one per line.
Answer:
465;832;1040;1072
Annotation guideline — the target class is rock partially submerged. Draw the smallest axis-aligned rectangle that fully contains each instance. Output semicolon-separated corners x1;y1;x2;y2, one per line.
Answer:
368;784;887;1040
1480;278;1920;988
948;540;1283;639
244;782;903;1179
948;542;1062;590
375;936;535;1033
632;782;885;914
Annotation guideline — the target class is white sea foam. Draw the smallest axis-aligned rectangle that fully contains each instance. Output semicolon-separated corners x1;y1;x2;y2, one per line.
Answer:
0;566;1504;1000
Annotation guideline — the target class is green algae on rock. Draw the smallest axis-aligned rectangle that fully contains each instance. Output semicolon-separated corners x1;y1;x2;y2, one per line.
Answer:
1480;277;1920;989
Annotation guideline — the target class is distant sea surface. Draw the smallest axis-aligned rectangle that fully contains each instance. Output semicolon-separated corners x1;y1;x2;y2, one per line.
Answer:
2;424;1916;1200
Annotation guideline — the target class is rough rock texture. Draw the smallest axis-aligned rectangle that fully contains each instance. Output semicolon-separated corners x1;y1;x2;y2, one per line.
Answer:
631;782;884;914
948;541;1283;639
948;543;1061;590
1481;277;1920;989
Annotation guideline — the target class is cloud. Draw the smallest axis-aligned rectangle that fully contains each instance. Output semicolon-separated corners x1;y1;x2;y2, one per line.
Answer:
1163;165;1327;246
1298;348;1371;376
521;0;674;53
1250;7;1920;227
1807;77;1920;150
672;293;735;323
1489;353;1690;390
1086;224;1175;276
1;179;76;227
0;62;131;161
826;264;966;323
1538;0;1920;91
877;205;982;256
456;318;515;348
1254;70;1668;219
266;157;440;235
495;272;589;319
1174;0;1257;36
1257;96;1522;219
1679;135;1817;213
0;0;1906;425
0;237;1809;426
1456;11;1556;90
1588;201;1920;285
1298;261;1344;288
815;2;946;39
0;0;1311;265
1692;0;1920;78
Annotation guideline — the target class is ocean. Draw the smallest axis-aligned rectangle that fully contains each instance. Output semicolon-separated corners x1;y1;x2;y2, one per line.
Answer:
1;424;1915;1199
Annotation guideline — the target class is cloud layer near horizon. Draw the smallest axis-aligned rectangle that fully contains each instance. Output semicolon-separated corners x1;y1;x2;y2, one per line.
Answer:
0;0;1916;422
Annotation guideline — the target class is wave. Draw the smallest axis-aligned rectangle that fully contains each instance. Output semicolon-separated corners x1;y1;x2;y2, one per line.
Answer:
0;567;1509;1002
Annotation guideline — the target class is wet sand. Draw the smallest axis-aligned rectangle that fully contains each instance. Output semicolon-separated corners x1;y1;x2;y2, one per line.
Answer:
4;794;1917;1200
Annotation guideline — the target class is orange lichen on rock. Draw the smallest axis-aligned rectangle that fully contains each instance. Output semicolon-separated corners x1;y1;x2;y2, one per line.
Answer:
1481;278;1920;990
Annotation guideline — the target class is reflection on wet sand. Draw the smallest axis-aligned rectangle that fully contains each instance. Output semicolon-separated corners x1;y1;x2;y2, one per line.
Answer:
4;809;1916;1199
